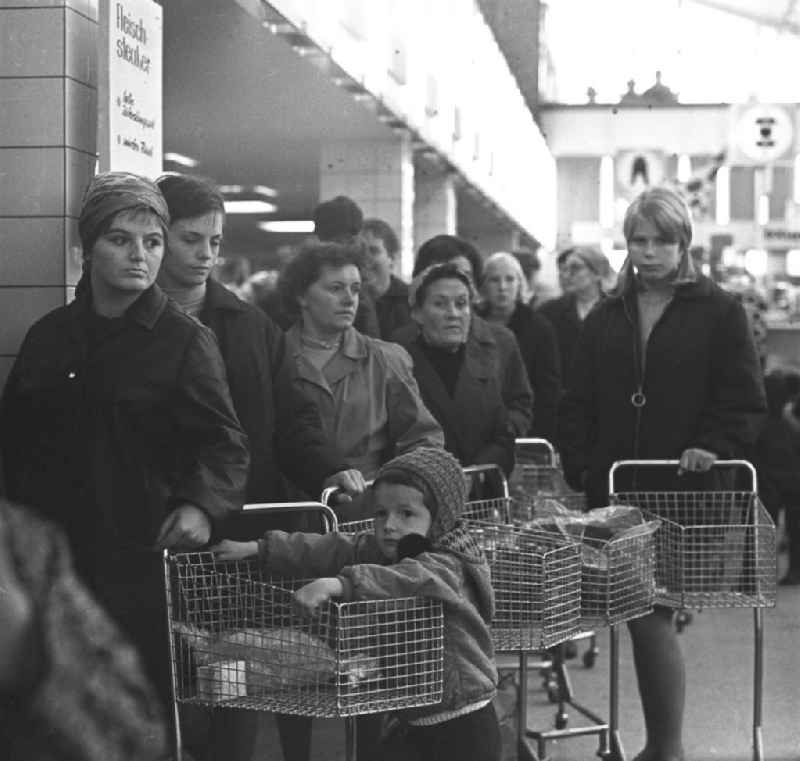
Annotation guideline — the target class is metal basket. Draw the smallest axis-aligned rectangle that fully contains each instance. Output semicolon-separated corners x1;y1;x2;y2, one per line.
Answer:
166;552;444;717
610;460;777;610
465;497;582;650
575;527;657;626
513;438;588;512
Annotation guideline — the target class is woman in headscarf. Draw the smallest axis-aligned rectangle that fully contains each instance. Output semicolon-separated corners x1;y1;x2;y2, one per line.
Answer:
0;171;249;703
558;186;766;761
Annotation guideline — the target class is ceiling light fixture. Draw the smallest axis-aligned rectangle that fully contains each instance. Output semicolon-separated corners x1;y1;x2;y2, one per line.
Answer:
257;220;315;234
224;200;277;215
164;152;198;168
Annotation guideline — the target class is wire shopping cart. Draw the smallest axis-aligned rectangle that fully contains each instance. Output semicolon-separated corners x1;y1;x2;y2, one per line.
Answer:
164;501;444;761
609;459;777;761
465;462;656;761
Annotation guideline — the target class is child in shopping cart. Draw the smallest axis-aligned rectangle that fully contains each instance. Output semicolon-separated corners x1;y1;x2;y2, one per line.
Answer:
212;447;501;761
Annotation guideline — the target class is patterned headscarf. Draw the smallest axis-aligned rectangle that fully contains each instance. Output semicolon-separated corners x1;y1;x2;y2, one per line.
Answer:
78;172;170;255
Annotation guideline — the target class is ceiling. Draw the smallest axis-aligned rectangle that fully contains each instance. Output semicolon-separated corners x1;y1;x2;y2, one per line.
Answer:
162;0;395;263
690;0;800;34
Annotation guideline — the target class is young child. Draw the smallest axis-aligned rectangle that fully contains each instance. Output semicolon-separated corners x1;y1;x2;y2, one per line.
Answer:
213;447;500;761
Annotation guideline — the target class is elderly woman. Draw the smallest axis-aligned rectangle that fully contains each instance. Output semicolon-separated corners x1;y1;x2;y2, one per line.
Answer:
559;186;766;761
279;239;444;510
0;172;249;702
396;234;533;439
395;262;515;476
477;252;561;442
537;246;609;389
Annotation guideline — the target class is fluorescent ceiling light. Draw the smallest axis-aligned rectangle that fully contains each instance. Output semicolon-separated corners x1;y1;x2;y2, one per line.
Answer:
218;184;244;194
258;220;315;233
252;185;278;198
164;152;198;168
224;200;277;214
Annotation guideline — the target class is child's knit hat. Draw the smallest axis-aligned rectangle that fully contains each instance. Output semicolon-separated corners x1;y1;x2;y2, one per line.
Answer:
374;447;465;543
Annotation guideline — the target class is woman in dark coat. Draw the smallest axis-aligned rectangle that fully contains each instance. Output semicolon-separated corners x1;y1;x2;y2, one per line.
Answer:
0;172;250;702
395;234;534;439
396;263;515;476
537;246;608;390
559;187;766;761
156;174;362;508
477;251;561;442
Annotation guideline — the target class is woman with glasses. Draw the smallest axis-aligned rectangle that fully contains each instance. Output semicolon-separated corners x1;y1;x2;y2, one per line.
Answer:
538;246;609;389
559;186;766;761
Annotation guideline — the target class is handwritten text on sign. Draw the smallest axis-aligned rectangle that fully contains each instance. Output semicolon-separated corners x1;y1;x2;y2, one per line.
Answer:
103;0;162;175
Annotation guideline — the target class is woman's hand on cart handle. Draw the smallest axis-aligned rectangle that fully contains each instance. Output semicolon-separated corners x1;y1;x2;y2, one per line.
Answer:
322;469;367;504
155;503;211;550
677;447;718;476
210;539;259;561
293;577;344;617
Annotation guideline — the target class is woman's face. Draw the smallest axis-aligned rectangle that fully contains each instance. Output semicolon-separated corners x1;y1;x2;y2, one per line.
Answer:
88;209;164;295
483;259;520;311
414;277;471;348
162;211;224;288
299;264;361;336
373;483;432;562
560;253;600;296
627;217;682;284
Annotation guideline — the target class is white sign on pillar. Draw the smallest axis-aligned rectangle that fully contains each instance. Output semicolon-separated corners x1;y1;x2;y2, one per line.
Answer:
730;103;795;165
98;0;163;178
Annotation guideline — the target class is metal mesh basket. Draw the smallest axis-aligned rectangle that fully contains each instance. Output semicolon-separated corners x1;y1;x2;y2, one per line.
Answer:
612;490;777;609
166;552;444;717
465;497;582;650
576;528;657;626
512;438;587;512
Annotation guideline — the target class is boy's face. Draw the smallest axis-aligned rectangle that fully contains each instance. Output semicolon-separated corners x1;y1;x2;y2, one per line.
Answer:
373;483;432;561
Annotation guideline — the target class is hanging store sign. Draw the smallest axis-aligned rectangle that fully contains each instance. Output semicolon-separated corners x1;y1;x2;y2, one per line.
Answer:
98;0;163;177
730;103;795;165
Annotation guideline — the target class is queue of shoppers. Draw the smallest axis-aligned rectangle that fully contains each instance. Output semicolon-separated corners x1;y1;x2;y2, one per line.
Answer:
0;174;774;761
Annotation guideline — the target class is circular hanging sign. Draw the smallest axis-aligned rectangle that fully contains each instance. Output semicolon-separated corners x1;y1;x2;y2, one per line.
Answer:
734;104;794;163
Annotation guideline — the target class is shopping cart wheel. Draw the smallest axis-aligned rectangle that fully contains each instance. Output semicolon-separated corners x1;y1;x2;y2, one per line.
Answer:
554;710;568;730
546;681;562;704
675;610;693;633
582;647;597;668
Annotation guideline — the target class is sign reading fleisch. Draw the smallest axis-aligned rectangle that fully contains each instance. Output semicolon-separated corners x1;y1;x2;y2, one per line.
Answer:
98;0;163;177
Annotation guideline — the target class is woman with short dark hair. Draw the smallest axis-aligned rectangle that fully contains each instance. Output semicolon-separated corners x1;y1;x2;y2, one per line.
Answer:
279;239;444;506
156;173;359;508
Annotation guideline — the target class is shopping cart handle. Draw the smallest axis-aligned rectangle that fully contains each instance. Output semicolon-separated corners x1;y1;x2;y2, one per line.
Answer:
514;437;558;467
320;481;374;508
242;501;339;533
462;463;510;499
608;459;758;495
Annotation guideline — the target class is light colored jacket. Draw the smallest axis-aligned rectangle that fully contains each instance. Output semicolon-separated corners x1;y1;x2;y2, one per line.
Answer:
259;530;498;723
285;325;444;478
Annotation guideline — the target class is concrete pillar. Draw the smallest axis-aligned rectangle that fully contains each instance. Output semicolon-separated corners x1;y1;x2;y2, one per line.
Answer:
413;168;457;267
0;1;98;388
319;136;415;279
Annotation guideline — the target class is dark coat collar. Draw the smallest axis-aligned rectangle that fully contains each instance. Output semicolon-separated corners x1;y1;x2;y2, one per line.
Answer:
72;277;168;330
203;277;247;312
